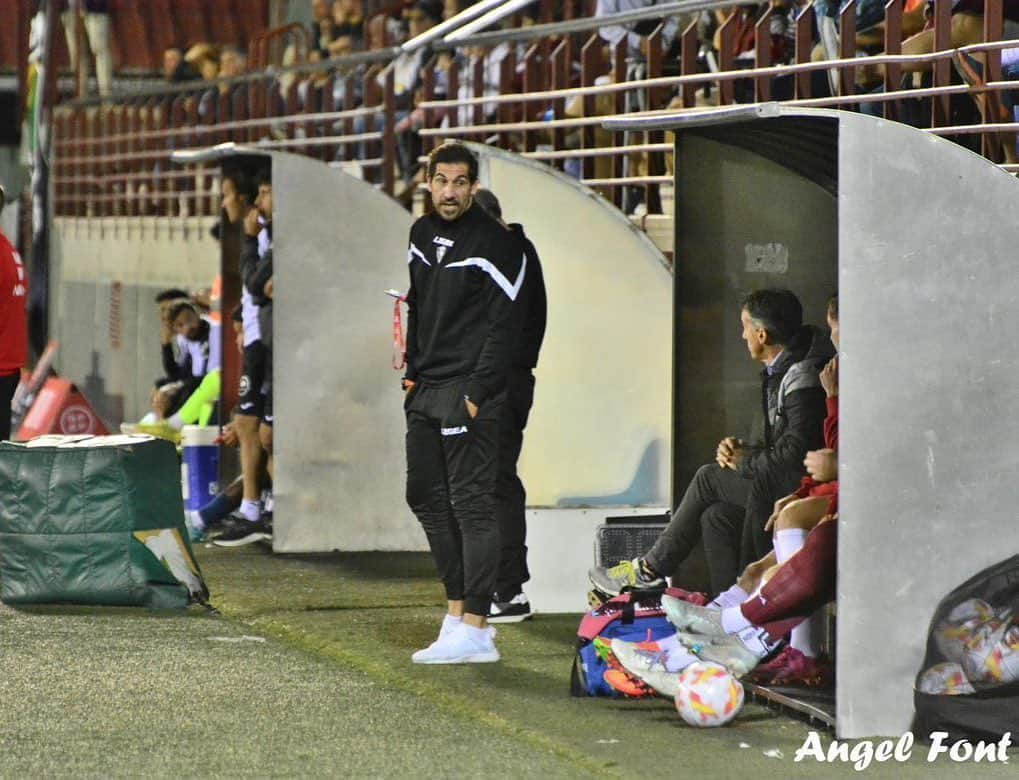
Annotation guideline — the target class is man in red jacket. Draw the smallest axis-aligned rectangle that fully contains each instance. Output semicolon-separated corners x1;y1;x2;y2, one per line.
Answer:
0;185;28;440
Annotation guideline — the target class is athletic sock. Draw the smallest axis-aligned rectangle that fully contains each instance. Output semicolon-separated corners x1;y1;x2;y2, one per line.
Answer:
198;492;238;527
790;607;825;658
710;584;749;609
774;528;808;564
655;634;699;672
240;499;261;522
442;614;462;634
721;605;753;634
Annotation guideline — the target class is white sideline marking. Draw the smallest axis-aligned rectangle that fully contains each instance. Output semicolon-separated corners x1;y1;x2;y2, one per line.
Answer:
207;635;267;643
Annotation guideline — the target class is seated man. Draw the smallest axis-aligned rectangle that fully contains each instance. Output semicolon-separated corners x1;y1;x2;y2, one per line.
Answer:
590;289;832;597
603;296;841;697
137;301;222;440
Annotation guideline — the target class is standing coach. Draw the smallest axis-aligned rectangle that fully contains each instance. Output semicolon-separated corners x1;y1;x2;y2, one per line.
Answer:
404;142;525;665
472;188;546;624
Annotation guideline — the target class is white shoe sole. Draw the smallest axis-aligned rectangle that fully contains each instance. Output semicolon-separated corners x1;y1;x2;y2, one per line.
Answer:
213;532;271;548
412;649;501;664
487;612;532;624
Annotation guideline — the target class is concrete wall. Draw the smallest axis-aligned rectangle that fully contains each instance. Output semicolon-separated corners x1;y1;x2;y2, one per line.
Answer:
837;112;1019;738
271;154;418;552
477;146;673;508
673;134;838;495
51;217;219;427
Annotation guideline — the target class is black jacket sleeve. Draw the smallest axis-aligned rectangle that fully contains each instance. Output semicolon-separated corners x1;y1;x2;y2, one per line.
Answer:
465;232;525;406
404;264;418;382
247;250;273;306
161;342;178;379
738;386;826;481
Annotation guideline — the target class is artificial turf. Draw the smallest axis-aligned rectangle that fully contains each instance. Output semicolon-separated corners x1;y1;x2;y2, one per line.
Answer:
0;545;1012;778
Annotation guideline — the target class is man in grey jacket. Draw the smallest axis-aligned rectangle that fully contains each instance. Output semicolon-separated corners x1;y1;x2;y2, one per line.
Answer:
590;288;831;596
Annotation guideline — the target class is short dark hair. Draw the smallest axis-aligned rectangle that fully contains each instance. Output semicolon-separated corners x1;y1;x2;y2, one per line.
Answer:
255;168;272;189
167;301;198;323
223;170;257;203
740;288;803;346
427;141;478;182
827;292;838;320
473;188;501;220
155;288;189;303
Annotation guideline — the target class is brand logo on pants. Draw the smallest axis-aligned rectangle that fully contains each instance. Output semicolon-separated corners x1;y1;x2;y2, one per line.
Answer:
441;425;468;436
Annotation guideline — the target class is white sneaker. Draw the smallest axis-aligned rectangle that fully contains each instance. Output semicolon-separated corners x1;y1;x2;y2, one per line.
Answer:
411;623;500;664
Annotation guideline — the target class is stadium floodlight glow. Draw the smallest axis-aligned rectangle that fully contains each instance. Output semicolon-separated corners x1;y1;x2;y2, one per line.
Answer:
401;0;509;52
443;0;537;43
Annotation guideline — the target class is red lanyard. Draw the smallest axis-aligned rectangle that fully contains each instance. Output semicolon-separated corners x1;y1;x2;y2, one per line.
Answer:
392;295;407;370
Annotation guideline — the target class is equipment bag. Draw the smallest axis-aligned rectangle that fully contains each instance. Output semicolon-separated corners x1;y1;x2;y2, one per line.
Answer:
570;588;705;697
0;435;210;608
913;554;1019;742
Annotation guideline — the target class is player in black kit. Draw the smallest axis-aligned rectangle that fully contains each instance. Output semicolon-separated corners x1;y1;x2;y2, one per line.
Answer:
404;142;525;665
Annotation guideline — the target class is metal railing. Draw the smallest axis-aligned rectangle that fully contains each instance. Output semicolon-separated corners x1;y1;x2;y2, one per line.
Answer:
52;0;1019;222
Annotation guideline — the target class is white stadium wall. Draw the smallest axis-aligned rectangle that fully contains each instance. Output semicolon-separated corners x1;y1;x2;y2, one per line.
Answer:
472;144;673;509
51;217;220;427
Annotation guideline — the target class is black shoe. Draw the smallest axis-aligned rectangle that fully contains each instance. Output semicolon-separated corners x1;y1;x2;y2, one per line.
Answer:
213;514;271;547
488;592;532;623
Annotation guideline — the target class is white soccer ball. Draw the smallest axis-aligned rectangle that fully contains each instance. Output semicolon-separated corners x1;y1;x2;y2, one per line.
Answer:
934;599;1002;663
962;624;1019;685
917;662;976;695
674;661;745;727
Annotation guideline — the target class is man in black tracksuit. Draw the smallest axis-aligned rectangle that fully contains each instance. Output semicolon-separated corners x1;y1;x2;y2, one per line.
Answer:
405;142;525;665
472;188;547;624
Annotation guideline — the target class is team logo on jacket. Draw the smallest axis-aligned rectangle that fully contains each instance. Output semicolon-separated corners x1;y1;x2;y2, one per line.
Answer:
433;236;453;263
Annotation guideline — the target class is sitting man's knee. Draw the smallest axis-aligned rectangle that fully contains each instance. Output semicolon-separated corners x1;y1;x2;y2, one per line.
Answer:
775;496;828;531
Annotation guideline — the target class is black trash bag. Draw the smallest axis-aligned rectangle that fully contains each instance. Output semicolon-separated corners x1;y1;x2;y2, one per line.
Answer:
913;554;1019;742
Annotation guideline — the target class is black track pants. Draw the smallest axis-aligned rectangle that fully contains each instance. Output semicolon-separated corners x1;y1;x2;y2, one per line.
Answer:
644;463;751;595
0;372;17;441
493;369;535;597
405;378;503;616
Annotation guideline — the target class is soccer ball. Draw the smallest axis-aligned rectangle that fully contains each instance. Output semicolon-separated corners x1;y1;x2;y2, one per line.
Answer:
916;662;975;695
934;599;1006;663
962;624;1019;685
674;662;744;727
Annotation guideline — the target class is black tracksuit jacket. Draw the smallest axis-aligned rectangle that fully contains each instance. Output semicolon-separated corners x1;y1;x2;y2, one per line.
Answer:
405;202;525;406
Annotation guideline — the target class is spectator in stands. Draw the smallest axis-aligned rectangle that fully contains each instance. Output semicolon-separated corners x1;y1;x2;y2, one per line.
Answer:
589;289;831;598
215;171;274;548
472;189;547;624
454;43;513;127
329;0;366;55
186;44;222;122
299;49;331;111
310;0;336;53
362;0;442;189
596;0;680;213
0;185;27;441
60;0;113;98
163;46;199;83
217;46;249;118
